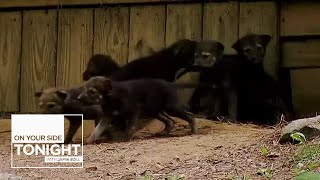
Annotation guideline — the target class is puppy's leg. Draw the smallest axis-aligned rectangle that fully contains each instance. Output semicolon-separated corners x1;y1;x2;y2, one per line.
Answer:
211;89;229;120
227;89;238;121
87;116;110;144
64;116;82;144
94;118;101;126
155;112;175;136
124;111;139;141
165;106;197;134
188;86;207;113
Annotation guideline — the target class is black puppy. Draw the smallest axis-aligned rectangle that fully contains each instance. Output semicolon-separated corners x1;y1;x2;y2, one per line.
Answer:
82;54;120;81
189;34;288;125
175;40;225;80
109;39;224;82
77;76;198;143
35;87;103;143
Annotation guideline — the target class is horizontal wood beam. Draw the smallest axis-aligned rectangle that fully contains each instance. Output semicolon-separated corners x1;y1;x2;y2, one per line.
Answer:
0;0;277;9
0;0;190;9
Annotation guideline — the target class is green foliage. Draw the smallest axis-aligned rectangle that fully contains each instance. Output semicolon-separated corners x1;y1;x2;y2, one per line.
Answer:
294;144;320;163
257;168;272;179
295;172;320;180
260;146;268;157
165;175;186;180
293;142;320;176
290;132;307;144
141;175;153;180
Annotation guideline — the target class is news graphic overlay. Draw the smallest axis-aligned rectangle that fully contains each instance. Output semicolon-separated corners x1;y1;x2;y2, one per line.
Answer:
11;114;83;168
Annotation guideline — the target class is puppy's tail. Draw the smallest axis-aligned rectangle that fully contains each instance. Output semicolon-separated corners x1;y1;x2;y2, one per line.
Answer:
173;82;217;89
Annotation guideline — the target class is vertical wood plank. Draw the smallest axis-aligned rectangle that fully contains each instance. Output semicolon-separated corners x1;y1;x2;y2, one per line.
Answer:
128;5;166;61
166;4;202;105
203;2;239;54
57;9;93;87
94;7;129;66
290;69;320;116
20;10;57;112
166;4;202;44
0;12;21;112
239;2;278;79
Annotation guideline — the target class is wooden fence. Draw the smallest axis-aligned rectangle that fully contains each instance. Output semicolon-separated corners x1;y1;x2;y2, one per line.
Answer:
280;1;320;116
0;0;279;113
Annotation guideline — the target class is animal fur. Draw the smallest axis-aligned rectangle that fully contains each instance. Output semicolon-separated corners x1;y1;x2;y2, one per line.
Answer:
35;87;103;143
109;39;224;82
189;34;289;125
77;76;198;143
82;54;120;81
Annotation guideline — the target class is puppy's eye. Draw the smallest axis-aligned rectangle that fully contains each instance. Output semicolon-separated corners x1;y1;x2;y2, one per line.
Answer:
257;46;263;51
243;48;251;53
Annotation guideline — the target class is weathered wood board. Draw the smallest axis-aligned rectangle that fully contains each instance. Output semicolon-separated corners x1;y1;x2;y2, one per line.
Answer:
94;7;129;66
282;40;320;68
166;4;202;44
128;5;166;61
56;9;93;87
0;12;21;112
290;68;320;116
281;2;320;36
20;10;57;112
239;2;278;79
166;3;202;106
0;0;197;8
203;2;239;54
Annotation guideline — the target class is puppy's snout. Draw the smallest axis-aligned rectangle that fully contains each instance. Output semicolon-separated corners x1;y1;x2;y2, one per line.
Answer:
251;57;258;63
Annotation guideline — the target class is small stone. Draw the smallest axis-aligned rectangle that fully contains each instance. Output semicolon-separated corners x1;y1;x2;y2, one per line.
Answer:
85;166;97;172
174;156;180;161
280;116;320;143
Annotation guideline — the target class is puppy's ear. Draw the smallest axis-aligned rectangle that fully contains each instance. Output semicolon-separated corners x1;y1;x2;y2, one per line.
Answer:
34;91;43;97
231;39;241;52
173;44;183;56
56;90;68;100
82;71;90;81
173;39;193;56
217;42;225;52
135;39;155;57
135;39;144;52
260;35;272;45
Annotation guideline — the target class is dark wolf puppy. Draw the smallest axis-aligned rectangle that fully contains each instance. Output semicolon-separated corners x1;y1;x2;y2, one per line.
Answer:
82;54;120;81
189;33;273;119
35;87;103;143
76;76;198;144
175;40;225;80
109;39;224;82
189;34;288;125
134;39;156;58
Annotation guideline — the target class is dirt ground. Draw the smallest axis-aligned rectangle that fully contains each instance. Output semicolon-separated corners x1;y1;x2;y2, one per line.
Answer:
0;118;296;180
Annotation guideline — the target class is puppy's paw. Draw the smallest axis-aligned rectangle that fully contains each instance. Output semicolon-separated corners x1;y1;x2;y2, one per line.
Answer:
154;131;170;137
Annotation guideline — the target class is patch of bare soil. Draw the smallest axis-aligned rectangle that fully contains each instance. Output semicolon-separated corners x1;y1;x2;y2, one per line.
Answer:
0;118;296;179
